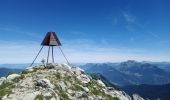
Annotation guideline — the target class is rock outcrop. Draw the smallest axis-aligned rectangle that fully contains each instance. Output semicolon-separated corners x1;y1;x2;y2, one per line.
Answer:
132;94;145;100
0;64;144;100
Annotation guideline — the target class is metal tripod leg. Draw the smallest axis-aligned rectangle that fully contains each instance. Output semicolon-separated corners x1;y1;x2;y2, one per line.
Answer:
52;46;54;64
47;46;50;64
58;46;70;65
30;46;44;67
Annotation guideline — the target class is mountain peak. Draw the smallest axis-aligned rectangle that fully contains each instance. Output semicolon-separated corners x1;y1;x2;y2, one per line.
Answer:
119;60;140;68
0;64;135;100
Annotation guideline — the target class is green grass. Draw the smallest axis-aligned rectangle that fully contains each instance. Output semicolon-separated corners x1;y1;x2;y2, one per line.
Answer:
105;95;119;100
45;96;52;100
73;84;84;91
0;74;24;99
0;82;15;99
54;85;68;100
21;70;29;74
34;94;44;100
55;72;61;80
87;80;105;96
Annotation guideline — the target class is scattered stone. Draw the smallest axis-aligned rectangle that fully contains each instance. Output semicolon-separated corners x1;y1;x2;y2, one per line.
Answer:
77;74;90;84
74;92;83;98
7;74;21;81
26;67;34;72
71;67;84;75
37;79;54;89
81;86;89;93
97;80;106;87
57;81;66;91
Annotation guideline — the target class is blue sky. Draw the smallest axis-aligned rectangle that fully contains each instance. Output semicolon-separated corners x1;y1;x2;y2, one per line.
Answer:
0;0;170;63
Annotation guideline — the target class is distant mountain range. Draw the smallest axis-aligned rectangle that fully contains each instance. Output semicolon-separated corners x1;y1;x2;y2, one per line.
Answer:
0;63;37;69
0;68;22;77
88;73;120;90
81;60;170;86
80;60;170;100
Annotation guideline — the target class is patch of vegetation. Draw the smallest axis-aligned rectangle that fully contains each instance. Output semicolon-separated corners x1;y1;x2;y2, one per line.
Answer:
11;75;24;83
87;80;105;96
63;74;71;81
0;82;15;99
20;74;25;79
12;77;21;83
54;85;69;100
105;94;119;100
73;84;84;91
21;70;29;74
32;68;39;72
55;72;61;80
34;94;44;100
59;90;68;100
73;75;81;84
45;96;52;100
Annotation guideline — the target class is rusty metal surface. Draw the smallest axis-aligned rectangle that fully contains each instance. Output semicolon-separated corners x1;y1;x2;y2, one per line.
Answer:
41;32;62;46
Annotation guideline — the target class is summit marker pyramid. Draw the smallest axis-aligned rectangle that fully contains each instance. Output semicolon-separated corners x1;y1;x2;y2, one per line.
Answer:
41;32;61;46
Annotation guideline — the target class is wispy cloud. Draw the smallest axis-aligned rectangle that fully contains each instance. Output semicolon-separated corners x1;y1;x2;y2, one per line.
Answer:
0;26;42;39
148;32;160;40
122;12;136;23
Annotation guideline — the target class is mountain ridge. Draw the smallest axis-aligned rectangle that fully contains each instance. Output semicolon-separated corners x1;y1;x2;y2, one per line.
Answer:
81;60;170;86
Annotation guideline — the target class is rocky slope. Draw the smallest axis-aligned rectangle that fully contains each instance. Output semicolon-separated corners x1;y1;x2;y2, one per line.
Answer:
0;64;143;100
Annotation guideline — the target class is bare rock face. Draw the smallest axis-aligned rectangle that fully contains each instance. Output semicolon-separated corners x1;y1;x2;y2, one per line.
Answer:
77;74;90;84
7;74;21;81
0;64;138;100
36;79;54;89
26;67;34;72
0;77;6;85
97;79;106;87
133;94;145;100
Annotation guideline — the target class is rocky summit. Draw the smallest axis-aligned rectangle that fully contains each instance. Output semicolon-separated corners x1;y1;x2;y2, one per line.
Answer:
0;64;143;100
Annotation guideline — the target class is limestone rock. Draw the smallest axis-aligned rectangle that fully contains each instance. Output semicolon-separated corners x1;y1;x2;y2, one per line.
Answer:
71;67;84;75
97;79;106;87
57;81;66;91
133;94;145;100
0;77;6;85
37;79;54;89
81;86;89;93
26;67;34;72
77;74;90;84
7;74;21;81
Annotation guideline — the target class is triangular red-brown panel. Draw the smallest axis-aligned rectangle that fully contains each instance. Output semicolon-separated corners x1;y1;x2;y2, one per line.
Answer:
41;32;61;46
